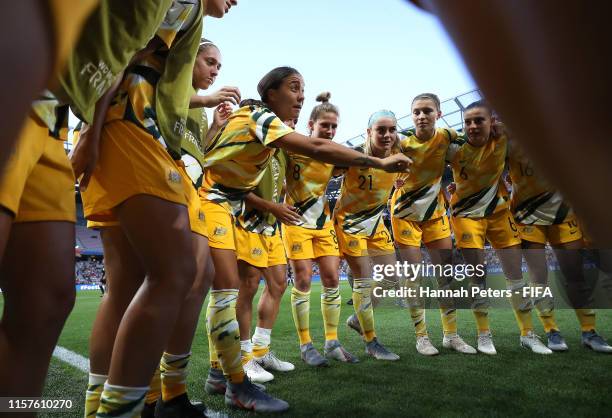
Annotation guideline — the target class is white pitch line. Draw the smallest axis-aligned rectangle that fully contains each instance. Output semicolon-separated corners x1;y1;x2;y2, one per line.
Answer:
53;346;89;372
51;346;229;417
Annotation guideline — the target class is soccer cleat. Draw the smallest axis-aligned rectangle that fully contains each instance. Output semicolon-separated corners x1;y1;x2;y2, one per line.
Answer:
225;377;289;413
204;368;266;396
520;331;553;354
346;313;363;336
477;332;497;355
141;401;156;418
255;351;295;372
365;338;400;361
547;330;569;352
300;342;329;367
324;340;360;363
154;393;208;418
415;336;439;356
243;359;274;383
204;368;227;395
442;334;477;354
582;330;612;353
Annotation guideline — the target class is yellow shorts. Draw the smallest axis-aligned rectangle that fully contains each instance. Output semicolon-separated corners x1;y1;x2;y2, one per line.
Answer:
84;162;207;238
202;199;236;250
235;227;286;268
282;222;339;260
336;222;395;257
391;215;451;247
82;120;188;222
519;216;582;246
452;209;521;249
0;114;75;223
47;0;99;76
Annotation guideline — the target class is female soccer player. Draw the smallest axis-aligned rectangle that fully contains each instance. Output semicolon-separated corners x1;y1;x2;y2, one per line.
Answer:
333;110;403;361
199;66;410;410
282;92;359;366
81;36;241;418
507;141;612;353
77;2;245;417
0;0;172;405
447;100;550;355
391;93;476;355
232;117;300;383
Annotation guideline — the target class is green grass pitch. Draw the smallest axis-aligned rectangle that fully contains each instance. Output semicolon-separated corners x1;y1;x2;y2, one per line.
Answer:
21;278;612;417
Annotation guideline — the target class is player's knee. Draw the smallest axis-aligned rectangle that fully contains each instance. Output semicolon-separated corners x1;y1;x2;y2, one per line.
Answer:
39;279;76;326
149;255;197;296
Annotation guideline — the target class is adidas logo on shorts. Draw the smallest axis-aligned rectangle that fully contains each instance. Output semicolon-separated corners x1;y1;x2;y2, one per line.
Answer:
401;230;412;236
252;248;263;257
348;240;359;248
461;232;473;242
291;243;302;252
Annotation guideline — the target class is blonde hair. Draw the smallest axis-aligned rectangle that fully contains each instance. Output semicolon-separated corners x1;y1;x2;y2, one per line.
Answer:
365;110;401;157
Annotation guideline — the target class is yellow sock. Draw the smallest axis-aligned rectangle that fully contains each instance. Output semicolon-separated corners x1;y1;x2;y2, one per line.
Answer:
410;307;428;337
291;287;312;345
206;302;221;370
252;327;272;358
160;352;190;402
508;279;534;336
208;290;244;384
240;340;253;366
96;383;147;418
321;287;341;341
145;367;161;405
404;277;428;337
473;311;490;333
84;373;106;418
533;288;559;332
471;276;491;333
436;275;458;335
440;308;458;336
575;308;596;332
353;278;376;342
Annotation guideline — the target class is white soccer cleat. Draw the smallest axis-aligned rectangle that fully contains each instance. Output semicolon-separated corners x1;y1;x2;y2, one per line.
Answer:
255;351;295;372
416;336;439;356
520;331;553;355
442;334;477;354
477;332;497;355
243;358;274;383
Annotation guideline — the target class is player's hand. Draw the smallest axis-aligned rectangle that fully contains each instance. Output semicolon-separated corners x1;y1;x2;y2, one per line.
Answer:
69;124;99;191
380;153;412;173
213;102;232;126
271;203;302;225
204;86;241;107
447;182;456;194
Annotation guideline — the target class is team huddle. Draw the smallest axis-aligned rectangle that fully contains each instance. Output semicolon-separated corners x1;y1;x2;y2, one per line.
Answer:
0;1;610;417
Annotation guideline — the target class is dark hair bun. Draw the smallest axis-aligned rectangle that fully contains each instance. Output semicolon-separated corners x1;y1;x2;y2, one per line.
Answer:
316;92;331;103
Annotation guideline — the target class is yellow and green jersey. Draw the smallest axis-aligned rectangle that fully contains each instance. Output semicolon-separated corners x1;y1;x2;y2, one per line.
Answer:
447;135;509;218
236;150;288;236
181;103;208;188
391;128;457;222
284;150;335;229
200;105;293;215
507;141;572;225
334;146;397;235
105;0;201;158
